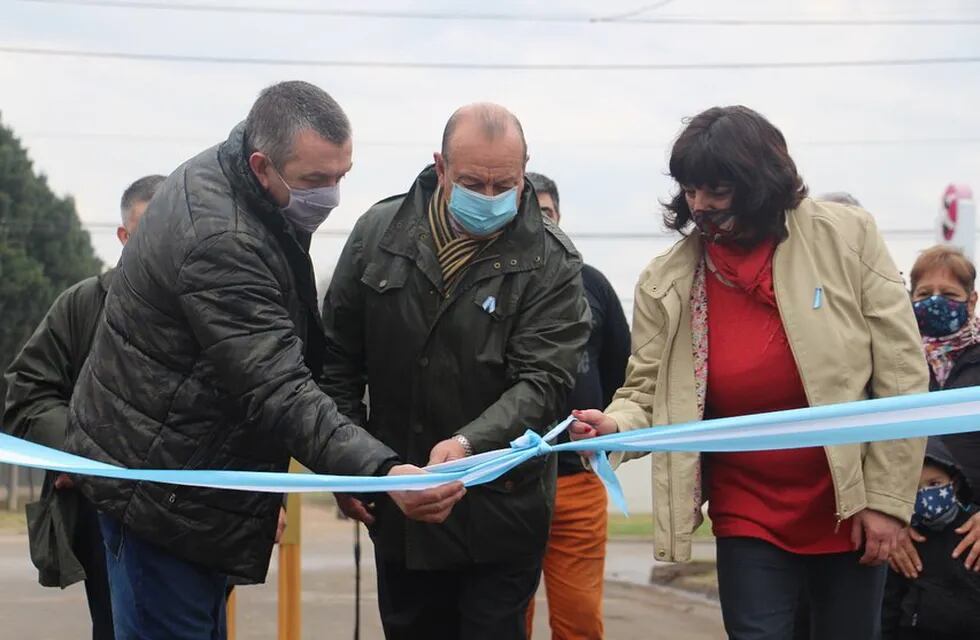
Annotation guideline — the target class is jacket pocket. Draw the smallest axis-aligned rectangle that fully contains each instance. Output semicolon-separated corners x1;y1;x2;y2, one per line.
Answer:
468;279;518;369
361;261;409;295
471;278;518;320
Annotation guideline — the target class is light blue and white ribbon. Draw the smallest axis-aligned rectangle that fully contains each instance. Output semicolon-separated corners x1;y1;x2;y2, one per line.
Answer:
4;387;980;513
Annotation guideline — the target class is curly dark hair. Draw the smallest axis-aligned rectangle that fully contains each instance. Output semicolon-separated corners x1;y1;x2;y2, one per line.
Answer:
663;106;808;241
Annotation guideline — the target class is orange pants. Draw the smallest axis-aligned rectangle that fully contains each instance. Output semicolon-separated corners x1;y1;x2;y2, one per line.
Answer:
527;471;607;640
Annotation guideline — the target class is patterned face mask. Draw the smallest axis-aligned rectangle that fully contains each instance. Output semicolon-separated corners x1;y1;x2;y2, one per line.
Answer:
913;295;970;338
691;209;738;243
912;482;960;531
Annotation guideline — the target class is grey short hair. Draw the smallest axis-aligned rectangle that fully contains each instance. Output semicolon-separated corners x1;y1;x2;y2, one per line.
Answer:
120;174;166;225
819;191;862;207
526;172;559;213
244;80;351;167
441;103;527;162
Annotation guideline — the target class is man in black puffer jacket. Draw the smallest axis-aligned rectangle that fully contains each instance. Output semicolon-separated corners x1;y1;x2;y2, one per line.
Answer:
64;81;465;639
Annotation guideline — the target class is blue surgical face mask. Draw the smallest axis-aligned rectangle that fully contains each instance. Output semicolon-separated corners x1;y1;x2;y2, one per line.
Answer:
274;168;340;233
448;183;519;237
913;295;970;338
912;482;960;530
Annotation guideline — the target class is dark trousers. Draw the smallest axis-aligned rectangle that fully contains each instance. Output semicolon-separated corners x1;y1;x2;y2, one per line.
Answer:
98;514;228;640
75;498;114;640
716;537;887;640
376;551;542;640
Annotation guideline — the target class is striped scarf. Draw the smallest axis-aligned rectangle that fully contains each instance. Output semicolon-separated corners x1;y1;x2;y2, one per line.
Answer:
427;185;501;292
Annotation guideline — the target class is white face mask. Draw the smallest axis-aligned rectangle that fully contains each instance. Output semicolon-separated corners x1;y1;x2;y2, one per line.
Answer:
274;168;340;233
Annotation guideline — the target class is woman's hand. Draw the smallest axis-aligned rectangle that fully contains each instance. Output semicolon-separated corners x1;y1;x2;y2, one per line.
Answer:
952;511;980;571
569;409;619;441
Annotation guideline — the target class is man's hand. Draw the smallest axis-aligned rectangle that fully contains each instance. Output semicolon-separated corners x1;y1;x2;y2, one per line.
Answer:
53;473;74;490
335;493;376;525
387;464;465;524
275;506;287;544
851;509;905;566
428;438;469;466
952;511;980;571
889;526;927;578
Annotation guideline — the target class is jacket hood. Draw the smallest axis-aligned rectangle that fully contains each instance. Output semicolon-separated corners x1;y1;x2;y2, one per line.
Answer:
925;437;973;501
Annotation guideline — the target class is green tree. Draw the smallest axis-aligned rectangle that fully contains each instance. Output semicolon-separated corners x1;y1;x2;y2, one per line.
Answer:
0;113;103;402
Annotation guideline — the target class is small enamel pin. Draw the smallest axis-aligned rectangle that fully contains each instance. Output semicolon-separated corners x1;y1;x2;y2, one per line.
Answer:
482;295;497;314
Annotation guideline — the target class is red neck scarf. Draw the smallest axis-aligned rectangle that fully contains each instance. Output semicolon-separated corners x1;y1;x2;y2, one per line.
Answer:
705;238;778;307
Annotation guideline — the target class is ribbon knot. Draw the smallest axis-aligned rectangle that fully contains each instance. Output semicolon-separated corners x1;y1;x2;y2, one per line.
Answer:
510;429;554;457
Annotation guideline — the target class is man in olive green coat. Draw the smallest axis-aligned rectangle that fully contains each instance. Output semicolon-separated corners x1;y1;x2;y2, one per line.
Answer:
321;103;591;639
2;175;163;639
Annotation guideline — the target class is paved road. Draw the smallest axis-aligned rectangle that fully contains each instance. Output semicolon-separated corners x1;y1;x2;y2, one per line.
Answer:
0;505;723;639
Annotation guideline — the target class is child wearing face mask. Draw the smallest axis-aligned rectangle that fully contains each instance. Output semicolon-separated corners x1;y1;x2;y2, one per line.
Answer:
881;439;980;639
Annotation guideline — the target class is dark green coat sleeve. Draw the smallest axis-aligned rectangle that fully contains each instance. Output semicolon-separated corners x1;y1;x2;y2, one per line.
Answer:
320;216;370;427
3;278;102;449
456;258;591;453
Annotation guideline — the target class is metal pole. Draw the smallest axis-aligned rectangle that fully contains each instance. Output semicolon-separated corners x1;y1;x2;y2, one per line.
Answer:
6;465;19;512
354;521;361;640
226;589;237;640
277;461;303;640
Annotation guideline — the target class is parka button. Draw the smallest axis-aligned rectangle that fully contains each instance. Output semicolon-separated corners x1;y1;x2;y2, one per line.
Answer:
534;256;541;263
656;549;666;558
379;279;388;288
168;493;176;504
509;259;518;266
493;262;502;269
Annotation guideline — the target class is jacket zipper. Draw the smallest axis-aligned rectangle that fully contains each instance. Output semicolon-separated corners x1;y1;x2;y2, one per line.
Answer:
771;244;849;530
656;291;680;560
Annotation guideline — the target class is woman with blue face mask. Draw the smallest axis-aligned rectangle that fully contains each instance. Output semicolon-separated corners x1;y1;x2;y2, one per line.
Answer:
882;439;980;639
891;246;980;588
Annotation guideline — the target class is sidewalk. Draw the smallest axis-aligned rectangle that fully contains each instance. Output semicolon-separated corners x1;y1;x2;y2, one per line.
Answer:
0;504;724;639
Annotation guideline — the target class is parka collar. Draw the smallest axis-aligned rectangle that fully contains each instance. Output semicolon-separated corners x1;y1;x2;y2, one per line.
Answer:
379;165;547;274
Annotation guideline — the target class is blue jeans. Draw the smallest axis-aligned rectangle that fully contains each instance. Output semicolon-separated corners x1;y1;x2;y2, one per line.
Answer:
716;536;887;640
98;514;228;640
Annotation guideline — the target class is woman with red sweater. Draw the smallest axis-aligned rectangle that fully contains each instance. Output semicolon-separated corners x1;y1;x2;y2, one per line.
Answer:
572;106;928;639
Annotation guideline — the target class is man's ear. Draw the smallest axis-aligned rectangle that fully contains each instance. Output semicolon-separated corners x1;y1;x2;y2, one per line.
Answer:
434;152;449;190
248;152;273;190
116;226;129;246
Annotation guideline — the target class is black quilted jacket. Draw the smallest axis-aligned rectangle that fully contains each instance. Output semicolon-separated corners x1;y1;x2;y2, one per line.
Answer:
65;123;398;582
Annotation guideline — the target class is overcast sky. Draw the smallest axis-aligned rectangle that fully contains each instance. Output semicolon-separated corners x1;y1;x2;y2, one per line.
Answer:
2;0;979;303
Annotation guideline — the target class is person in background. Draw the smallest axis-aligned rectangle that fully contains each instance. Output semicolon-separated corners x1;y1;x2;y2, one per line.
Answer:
882;439;980;639
3;175;164;639
62;81;463;640
891;246;980;582
523;171;630;640
571;105;927;639
321;103;590;640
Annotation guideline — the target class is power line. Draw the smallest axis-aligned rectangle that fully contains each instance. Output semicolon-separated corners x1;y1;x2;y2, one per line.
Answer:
2;45;979;71
18;0;980;26
593;1;679;23
46;222;966;240
19;131;980;148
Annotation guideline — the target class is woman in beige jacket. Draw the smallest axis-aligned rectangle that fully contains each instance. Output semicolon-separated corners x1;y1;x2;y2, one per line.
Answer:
572;106;927;639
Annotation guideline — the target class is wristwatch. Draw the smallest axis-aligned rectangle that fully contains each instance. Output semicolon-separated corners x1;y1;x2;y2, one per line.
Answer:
452;434;474;457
